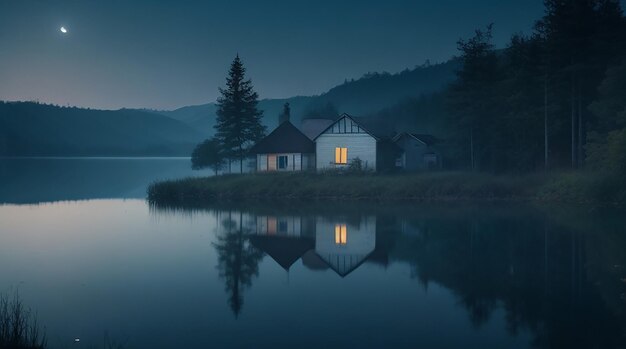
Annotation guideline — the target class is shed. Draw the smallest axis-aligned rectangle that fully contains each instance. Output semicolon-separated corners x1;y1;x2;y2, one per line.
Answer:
393;132;442;170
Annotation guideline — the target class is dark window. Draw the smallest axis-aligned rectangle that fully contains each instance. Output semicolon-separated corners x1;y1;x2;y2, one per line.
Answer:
278;220;289;233
278;155;289;169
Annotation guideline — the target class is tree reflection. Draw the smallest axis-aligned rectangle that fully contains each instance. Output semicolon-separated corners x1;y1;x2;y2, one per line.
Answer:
213;212;264;317
392;211;626;349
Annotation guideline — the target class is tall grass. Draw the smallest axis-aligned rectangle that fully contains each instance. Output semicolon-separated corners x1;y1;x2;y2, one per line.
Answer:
0;292;46;349
148;171;626;207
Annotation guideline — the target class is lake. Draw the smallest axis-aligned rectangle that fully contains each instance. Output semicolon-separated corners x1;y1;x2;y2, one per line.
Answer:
0;158;625;349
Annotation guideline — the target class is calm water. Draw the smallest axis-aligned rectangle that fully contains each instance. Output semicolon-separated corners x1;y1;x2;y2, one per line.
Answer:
0;158;625;349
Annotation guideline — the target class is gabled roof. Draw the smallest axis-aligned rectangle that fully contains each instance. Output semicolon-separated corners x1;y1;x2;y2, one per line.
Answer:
249;121;315;154
393;132;440;146
249;235;314;271
315;252;373;278
313;113;384;141
300;118;334;140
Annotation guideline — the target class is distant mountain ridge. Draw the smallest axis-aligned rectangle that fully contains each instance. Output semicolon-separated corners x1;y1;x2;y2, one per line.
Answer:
158;59;459;137
0;102;203;156
0;59;458;156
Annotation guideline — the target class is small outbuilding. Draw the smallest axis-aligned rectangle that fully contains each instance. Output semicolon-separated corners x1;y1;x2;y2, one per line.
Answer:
249;121;316;172
393;132;442;170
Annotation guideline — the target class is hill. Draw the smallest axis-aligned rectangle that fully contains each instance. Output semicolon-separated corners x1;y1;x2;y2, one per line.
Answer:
0;60;459;157
0;102;203;156
160;60;459;137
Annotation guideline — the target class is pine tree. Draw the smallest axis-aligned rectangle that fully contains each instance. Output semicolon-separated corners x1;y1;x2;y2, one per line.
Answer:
278;103;291;124
214;55;266;173
446;24;500;171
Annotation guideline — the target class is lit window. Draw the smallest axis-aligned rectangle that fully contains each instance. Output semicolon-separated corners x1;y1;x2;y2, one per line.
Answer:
334;224;347;245
278;155;289;169
335;147;348;164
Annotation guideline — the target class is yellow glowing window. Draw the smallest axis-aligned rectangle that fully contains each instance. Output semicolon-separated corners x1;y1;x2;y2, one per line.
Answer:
334;224;347;245
335;147;348;164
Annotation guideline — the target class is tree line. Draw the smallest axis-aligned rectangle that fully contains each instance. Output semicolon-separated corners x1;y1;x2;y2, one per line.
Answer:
444;0;626;173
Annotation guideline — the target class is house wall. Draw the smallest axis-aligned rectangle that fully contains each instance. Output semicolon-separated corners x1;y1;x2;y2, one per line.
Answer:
302;153;316;170
316;133;377;171
256;153;314;172
254;215;316;238
255;216;302;237
258;154;267;171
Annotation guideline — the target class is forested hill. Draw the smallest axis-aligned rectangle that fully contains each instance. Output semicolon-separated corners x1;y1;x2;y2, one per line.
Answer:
159;59;459;136
314;59;458;114
0;102;203;156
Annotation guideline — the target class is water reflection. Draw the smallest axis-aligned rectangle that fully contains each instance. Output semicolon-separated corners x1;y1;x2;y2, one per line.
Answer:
248;214;377;277
214;212;264;317
1;154;625;348
190;204;626;348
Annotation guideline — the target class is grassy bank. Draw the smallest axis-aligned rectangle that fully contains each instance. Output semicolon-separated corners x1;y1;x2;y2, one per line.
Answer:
147;171;626;206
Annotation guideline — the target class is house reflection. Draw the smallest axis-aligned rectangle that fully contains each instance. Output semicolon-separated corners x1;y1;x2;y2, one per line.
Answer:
315;217;376;277
251;214;378;277
249;215;315;270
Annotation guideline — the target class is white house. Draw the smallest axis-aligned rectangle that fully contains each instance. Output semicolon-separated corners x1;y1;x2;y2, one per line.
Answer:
313;113;380;171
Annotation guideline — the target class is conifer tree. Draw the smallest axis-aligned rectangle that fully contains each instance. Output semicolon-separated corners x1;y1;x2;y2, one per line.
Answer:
214;55;266;173
446;25;500;171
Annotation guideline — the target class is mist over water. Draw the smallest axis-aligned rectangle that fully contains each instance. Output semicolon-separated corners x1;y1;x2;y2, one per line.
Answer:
0;159;625;349
0;158;210;204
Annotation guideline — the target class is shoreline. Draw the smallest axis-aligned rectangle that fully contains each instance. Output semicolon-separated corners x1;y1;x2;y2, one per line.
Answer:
147;171;626;207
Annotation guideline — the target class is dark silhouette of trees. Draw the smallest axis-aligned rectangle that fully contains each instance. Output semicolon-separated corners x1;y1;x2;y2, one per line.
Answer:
191;138;225;174
442;1;626;173
446;25;501;171
214;55;266;173
587;58;626;174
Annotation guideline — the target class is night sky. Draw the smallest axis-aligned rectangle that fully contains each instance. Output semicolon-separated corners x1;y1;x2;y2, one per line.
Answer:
0;0;550;110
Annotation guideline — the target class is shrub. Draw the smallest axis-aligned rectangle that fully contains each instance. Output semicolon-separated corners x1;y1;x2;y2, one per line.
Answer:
0;292;46;349
347;157;364;172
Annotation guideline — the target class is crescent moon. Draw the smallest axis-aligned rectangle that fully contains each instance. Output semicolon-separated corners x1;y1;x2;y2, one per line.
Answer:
60;27;67;34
